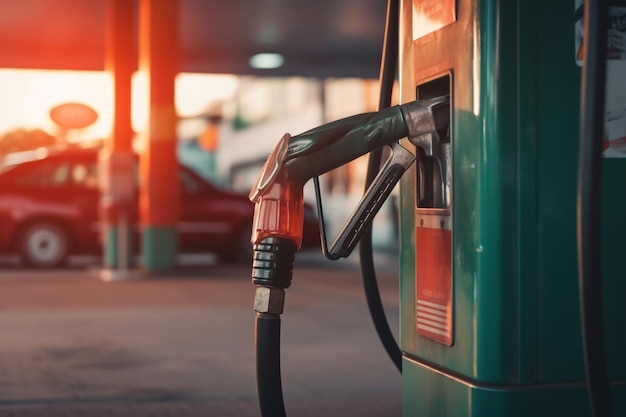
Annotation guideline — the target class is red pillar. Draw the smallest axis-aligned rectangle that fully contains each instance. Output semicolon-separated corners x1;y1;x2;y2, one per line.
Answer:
138;0;180;270
106;0;134;155
101;0;137;276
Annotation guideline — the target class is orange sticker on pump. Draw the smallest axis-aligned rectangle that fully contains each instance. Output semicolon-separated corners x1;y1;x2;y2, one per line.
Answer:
416;225;453;345
413;0;456;41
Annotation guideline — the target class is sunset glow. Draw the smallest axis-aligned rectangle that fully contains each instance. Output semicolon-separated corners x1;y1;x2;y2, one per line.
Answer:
0;69;239;142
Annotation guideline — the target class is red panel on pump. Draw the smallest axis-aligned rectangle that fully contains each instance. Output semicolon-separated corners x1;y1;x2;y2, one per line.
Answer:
416;226;452;345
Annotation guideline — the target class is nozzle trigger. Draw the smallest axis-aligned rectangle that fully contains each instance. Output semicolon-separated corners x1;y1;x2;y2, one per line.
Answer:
315;142;415;260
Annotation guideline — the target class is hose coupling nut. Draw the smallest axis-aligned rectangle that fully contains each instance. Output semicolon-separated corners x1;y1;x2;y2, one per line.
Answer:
254;287;285;315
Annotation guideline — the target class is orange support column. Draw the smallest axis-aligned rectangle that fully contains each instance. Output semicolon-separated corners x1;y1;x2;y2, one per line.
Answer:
101;0;136;277
138;0;180;270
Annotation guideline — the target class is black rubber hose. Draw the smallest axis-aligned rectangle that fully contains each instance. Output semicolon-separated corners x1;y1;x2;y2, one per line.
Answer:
577;0;612;416
252;237;296;417
255;313;287;417
358;0;403;374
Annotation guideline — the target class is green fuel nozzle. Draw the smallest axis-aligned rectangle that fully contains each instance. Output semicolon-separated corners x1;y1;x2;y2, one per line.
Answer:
248;96;449;281
248;96;449;264
248;96;449;296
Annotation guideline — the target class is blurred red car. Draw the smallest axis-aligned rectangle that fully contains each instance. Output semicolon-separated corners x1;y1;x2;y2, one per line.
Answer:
0;147;320;268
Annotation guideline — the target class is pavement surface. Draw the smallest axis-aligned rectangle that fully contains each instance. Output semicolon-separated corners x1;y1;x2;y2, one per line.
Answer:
0;249;402;417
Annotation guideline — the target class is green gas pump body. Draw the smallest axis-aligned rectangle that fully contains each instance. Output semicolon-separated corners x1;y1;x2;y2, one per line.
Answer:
398;0;626;415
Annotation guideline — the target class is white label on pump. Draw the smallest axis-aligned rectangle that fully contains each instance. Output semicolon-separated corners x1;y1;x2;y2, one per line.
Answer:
576;3;626;157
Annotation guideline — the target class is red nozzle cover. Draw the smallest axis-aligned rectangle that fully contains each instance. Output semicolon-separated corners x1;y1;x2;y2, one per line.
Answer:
250;169;304;248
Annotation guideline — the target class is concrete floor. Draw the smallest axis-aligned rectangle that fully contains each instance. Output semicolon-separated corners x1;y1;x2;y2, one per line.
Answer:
0;250;402;417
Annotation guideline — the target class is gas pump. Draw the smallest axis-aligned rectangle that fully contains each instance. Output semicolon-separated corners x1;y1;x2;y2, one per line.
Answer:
398;0;625;415
250;0;626;416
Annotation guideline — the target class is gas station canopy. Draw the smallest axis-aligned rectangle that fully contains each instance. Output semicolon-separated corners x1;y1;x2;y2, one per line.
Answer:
0;0;387;78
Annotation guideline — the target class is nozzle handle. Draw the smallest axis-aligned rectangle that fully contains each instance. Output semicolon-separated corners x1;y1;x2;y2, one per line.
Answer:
327;143;414;259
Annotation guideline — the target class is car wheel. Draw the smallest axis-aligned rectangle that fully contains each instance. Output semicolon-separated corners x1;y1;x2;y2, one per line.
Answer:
18;222;69;268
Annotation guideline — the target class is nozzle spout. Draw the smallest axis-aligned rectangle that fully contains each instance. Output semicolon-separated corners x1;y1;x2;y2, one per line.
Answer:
283;105;408;184
283;97;450;184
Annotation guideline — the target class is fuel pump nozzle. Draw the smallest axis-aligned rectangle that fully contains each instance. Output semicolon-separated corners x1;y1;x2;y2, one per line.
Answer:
249;95;449;260
249;96;448;417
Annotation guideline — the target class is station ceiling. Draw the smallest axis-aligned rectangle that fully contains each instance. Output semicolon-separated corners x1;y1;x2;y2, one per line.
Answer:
0;0;388;79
